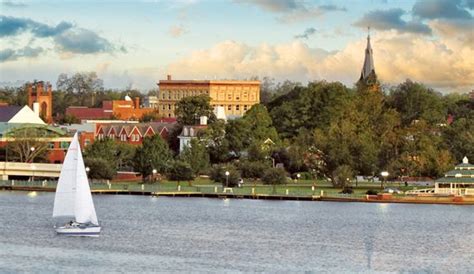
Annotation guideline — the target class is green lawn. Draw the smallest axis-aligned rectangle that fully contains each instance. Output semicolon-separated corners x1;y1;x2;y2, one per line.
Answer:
0;178;417;198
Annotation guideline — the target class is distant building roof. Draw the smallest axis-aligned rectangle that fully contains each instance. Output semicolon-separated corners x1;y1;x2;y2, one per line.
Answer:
66;107;108;120
0;106;22;122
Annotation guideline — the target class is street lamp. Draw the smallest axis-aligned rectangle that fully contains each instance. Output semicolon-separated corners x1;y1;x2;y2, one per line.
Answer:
225;171;230;188
381;171;389;189
152;169;157;182
296;173;301;183
30;147;35;163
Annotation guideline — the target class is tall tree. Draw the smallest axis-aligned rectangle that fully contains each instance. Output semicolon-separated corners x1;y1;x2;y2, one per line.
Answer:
179;139;210;175
133;135;172;180
175;95;216;125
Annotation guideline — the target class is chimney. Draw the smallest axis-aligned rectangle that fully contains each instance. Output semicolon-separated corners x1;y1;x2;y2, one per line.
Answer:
199;116;208;125
33;102;40;115
134;97;140;109
167;74;172;80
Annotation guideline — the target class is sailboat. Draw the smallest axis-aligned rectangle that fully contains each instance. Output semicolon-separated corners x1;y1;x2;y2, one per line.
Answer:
53;132;101;236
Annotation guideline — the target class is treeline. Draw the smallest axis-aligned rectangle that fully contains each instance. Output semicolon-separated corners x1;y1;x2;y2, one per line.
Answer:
80;80;473;187
0;72;157;123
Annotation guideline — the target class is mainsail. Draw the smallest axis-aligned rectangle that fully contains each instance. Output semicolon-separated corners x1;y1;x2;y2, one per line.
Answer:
52;133;98;225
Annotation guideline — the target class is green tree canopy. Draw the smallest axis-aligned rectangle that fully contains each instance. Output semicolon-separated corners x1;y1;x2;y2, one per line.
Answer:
133;135;172;181
179;139;210;175
175;94;216;125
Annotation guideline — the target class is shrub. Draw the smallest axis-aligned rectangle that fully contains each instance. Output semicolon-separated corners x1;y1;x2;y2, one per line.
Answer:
331;165;354;187
167;160;195;181
210;163;241;187
340;187;354;194
262;168;288;185
238;160;270;179
366;189;379;195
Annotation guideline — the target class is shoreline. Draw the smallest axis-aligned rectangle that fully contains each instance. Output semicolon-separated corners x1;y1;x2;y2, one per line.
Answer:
2;185;473;205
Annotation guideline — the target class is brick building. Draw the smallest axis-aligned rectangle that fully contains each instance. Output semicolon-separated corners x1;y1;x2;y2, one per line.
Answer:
27;81;53;123
66;96;156;121
157;75;260;118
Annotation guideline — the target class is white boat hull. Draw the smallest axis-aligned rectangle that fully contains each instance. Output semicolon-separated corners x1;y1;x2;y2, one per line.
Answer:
55;225;101;237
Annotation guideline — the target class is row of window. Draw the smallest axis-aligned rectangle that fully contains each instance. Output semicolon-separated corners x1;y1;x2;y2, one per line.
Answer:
161;90;209;100
97;134;141;141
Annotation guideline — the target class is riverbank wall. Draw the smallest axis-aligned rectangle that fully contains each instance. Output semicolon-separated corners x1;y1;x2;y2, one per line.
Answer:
1;185;473;205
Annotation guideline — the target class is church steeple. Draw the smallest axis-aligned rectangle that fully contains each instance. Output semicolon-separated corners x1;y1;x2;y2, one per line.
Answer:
359;27;376;83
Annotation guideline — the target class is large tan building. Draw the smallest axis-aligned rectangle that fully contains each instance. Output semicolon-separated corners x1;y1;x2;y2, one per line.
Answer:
157;75;260;118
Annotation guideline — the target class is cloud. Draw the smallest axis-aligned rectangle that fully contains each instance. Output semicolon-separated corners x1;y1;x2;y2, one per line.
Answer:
294;27;317;39
168;24;187;38
0;1;27;7
0;15;73;37
0;15;123;57
0;46;43;62
54;28;114;54
235;0;302;13
413;0;472;20
235;0;346;23
165;33;474;91
354;8;432;35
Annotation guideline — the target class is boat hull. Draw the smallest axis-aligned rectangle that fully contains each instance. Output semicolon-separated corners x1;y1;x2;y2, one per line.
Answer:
55;225;101;237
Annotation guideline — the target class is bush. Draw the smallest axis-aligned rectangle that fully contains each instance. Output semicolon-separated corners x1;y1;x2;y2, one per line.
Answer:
238;160;270;179
366;189;379;195
84;157;115;180
340;187;354;194
210;163;241;187
331;165;354;187
262;168;288;185
167;160;195;181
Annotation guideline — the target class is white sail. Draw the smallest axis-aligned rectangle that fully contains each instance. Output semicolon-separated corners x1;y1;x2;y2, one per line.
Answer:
74;138;98;225
52;133;98;225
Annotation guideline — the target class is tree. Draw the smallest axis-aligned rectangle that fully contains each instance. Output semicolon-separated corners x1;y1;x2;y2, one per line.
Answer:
56;72;104;107
387;80;446;126
238;160;270;179
5;127;51;163
116;143;136;170
210;163;240;187
84;157;115;180
133;135;172;181
179;139;210;175
243;104;279;143
200;120;230;163
175;94;216;125
261;168;288;185
167;160;195;182
443;117;474;162
225;118;251;157
331;165;354;188
139;111;160;122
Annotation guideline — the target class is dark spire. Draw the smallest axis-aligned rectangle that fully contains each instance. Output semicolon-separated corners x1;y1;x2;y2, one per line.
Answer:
359;27;376;82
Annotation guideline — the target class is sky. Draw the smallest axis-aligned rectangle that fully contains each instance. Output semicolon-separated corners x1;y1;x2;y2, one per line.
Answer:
0;0;473;93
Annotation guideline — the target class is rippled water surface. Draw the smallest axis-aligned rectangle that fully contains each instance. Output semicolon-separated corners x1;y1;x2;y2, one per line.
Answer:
0;191;473;272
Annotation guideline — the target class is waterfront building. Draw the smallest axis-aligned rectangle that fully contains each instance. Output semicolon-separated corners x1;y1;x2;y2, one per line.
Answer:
66;96;156;121
435;156;474;195
157;75;260;119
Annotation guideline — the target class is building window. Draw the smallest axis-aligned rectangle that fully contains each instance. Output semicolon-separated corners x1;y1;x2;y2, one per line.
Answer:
162;105;165;110
244;105;248;111
168;113;171;117
227;94;232;100
121;134;127;141
48;142;55;149
168;104;171;110
236;105;240;111
236;96;240;100
85;140;90;146
227;105;232;111
162;93;166;99
60;142;70;149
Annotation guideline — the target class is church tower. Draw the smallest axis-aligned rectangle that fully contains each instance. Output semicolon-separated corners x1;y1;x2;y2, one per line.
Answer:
358;28;379;91
27;81;53;124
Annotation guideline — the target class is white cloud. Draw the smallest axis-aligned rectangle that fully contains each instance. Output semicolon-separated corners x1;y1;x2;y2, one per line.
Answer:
166;32;474;92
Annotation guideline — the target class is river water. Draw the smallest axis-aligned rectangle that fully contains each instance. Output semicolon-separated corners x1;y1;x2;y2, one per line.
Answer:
0;191;472;273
